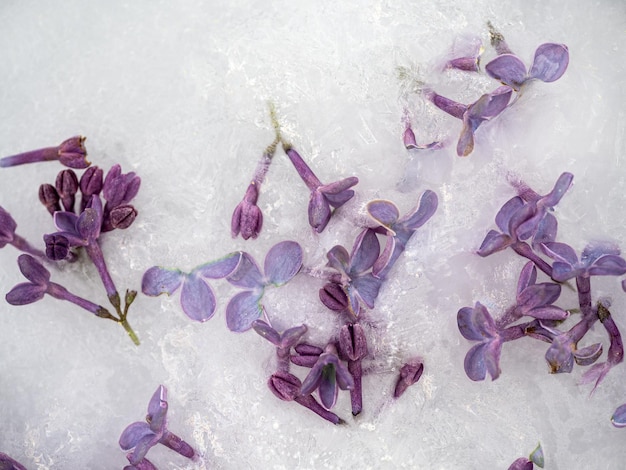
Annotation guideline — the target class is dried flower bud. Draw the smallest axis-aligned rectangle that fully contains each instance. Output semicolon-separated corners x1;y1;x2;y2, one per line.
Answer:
55;169;79;212
393;359;424;398
319;282;348;311
57;136;89;169
44;233;70;260
38;184;61;215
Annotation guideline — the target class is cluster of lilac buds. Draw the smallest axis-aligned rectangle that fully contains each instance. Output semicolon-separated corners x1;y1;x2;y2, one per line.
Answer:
1;138;142;344
458;172;626;426
404;23;569;156
119;385;198;469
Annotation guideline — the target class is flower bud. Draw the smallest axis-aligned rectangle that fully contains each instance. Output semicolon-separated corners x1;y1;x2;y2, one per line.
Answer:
338;323;368;361
319;282;348;311
109;204;137;229
268;371;301;401
38;184;61;215
44;233;70;260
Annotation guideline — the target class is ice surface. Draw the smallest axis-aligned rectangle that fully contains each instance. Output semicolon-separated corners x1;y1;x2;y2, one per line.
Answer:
0;0;625;468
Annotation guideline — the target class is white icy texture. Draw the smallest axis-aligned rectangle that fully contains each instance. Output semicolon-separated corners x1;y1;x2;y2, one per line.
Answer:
0;0;625;468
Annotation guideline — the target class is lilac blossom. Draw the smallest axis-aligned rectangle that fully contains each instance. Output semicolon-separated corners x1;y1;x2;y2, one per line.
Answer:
366;189;438;279
393;358;424;398
322;228;382;317
0;452;27;470
282;143;358;233
0;206;46;258
142;252;242;322
541;241;626;283
486;43;569;91
119;385;197;467
425;86;512;156
0;136;89;169
225;240;303;332
101;164;141;232
300;343;354;410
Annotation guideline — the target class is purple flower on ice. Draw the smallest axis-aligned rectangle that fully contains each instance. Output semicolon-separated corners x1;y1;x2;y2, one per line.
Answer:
323;228;382;317
426;86;512;156
0;136;89;169
283;144;358;233
393;358;424;398
119;385;197;466
541;241;626;282
457;302;503;381
142;252;242;322
231;182;263;240
301;343;355;410
486;43;569;91
478;173;574;257
366;190;438;279
509;262;569;322
253;319;307;372
225;241;303;332
0;452;27;470
101;164;141;232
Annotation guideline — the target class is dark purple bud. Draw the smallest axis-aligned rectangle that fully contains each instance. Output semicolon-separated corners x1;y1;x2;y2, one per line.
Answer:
0;206;17;247
79;166;104;211
338;323;368;361
110;204;138;229
393;359;424;398
319;282;349;311
57;136;89;169
44;233;71;260
103;164;141;207
38;184;61;215
55;169;79;212
291;343;324;367
268;371;301;401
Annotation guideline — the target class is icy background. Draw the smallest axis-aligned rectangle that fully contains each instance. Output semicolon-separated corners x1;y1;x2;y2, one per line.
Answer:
1;0;625;468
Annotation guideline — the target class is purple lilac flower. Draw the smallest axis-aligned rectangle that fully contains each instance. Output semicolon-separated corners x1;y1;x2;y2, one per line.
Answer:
55;169;79;212
366;190;438;279
425;86;512;156
252;319;307;372
142;252;242;322
486;43;569;91
101;164;141;232
282;143;358;233
541;241;626;283
0;452;27;470
300;343;354;410
393;358;424;398
338;323;368;415
225;241;303;332
0;206;46;258
0;136;89;169
119;385;197;467
322;228;382;317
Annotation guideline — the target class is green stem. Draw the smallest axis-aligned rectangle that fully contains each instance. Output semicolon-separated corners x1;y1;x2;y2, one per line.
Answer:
121;318;140;346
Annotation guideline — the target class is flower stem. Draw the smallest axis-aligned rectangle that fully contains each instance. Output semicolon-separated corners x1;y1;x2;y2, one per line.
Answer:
0;146;58;167
10;234;46;258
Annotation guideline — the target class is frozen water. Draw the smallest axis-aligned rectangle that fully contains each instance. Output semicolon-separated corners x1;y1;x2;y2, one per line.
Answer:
0;0;625;468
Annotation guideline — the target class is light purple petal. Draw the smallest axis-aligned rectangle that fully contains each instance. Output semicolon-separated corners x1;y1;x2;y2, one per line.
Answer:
17;254;50;285
127;433;160;466
327;245;351;274
516;262;537;296
532;212;558;248
428;91;467;120
318;368;339;410
225;290;263;332
485;54;528;89
468;86;513;120
541;172;574;207
252;320;281;346
545;335;574;373
5;282;46;305
588;254;626;277
372;235;402;279
366;200;400;230
324;189;355;208
119;421;154;451
525;305;569;321
611;404;626;428
180;273;217;322
518;283;561;310
264;241;303;286
484;339;503;380
278;324;308;350
319;176;359;195
581;241;621;264
457;302;498;341
551;262;578;282
53;211;79;232
399;190;438;230
194;252;242;279
456;117;475;157
349;229;380;274
141;266;184;296
541;242;578;265
464;342;488;381
476;230;513;257
300;362;324;396
309;189;331;233
403;127;418;149
573;343;603;366
352;274;382;309
146;385;168;433
226;252;263;288
495;196;524;234
529;43;569;83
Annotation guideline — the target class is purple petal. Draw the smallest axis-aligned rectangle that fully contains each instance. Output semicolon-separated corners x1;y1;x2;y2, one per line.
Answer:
541;242;578;265
326;245;350;274
351;274;382;309
119;421;154;451
372;235;401;278
77;207;101;242
17;254;50;285
141;267;184;296
334;360;355;390
485;54;528;89
146;385;168;433
319;176;359;196
194;252;242;279
318;368;339;409
529;43;569;83
427;91;467;120
573;343;603;366
468;86;512;120
252;319;281;346
300;362;324;396
399;190;438;230
225;290;263;332
545;335;574;373
588;254;626;277
226;253;263;289
324;188;356;209
0;452;28;470
53;211;79;233
507;458;533;470
525;305;569;321
540;172;573;207
456;118;475;157
366;200;400;230
5;282;46;305
279;324;308;349
309;189;331;233
518;283;561;310
180;273;217;322
532;212;558;248
349;229;380;274
495;196;525;234
464;342;488;381
611;404;626;428
483;339;502;380
127;433;160;466
403;126;418;149
581;241;621;264
457;302;498;341
476;230;512;257
516;262;537;296
264;241;303;286
0;206;17;245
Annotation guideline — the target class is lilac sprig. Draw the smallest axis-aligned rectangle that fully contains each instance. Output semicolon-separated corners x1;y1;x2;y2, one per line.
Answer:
0;136;89;169
119;385;198;468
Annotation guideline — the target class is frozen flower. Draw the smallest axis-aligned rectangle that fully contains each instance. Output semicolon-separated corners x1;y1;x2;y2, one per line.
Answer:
283;143;358;233
0;136;89;169
301;343;354;410
426;86;512;156
225;240;303;332
393;358;424;398
323;228;382;317
232;182;263;240
541;241;626;283
142;252;242;322
366;190;438;279
119;385;197;466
